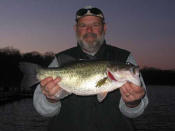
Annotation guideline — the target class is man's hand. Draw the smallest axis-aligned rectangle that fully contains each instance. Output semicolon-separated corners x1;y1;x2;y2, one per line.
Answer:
40;77;61;103
120;82;145;108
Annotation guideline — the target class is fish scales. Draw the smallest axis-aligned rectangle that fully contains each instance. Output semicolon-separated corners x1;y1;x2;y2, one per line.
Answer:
36;60;141;96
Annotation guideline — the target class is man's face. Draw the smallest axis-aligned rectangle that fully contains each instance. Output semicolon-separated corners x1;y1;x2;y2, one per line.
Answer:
75;16;107;54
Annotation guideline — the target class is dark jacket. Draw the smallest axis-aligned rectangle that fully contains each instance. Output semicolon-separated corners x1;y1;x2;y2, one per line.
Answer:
48;43;136;131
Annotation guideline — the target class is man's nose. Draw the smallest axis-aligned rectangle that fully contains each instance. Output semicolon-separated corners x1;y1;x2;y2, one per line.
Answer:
86;25;93;32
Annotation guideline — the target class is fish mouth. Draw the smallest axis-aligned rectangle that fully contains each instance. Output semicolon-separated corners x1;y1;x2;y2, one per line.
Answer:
107;71;117;81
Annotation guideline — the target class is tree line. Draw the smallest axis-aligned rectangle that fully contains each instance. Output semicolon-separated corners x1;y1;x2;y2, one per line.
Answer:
0;47;54;91
0;47;174;92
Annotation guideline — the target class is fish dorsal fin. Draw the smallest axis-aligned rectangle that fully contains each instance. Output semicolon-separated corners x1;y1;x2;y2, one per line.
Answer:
97;92;108;102
96;77;108;88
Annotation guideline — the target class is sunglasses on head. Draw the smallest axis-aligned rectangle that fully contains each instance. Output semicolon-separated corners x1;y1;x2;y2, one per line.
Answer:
76;8;104;18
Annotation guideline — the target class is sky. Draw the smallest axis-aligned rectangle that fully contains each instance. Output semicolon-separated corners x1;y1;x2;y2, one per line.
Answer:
0;0;175;70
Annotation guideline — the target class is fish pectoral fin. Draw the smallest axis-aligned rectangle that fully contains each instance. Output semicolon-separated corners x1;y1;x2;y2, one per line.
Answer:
96;77;108;88
97;92;108;102
55;88;72;99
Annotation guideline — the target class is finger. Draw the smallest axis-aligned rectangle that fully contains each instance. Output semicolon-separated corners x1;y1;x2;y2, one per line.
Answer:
126;82;145;98
53;77;61;84
120;83;134;101
120;84;129;97
124;95;137;103
46;89;59;97
40;77;53;87
121;90;136;102
48;84;62;96
42;89;49;96
124;82;136;95
46;77;61;90
45;79;57;90
128;82;142;91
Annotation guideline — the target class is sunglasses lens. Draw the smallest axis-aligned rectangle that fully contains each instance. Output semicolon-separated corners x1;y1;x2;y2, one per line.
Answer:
90;8;102;15
76;9;88;16
76;7;104;21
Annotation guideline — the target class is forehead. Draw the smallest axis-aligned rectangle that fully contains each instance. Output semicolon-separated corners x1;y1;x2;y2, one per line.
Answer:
77;15;102;24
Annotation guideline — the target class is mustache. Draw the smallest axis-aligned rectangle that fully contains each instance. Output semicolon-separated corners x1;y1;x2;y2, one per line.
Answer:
83;33;97;39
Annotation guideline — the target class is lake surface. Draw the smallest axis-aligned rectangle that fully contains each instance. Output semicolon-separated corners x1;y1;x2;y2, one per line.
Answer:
0;85;175;131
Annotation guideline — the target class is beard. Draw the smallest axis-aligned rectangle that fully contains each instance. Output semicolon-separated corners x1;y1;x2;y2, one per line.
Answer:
77;32;105;55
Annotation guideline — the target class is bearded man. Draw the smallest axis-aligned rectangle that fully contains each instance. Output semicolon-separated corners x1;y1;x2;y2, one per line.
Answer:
33;6;148;131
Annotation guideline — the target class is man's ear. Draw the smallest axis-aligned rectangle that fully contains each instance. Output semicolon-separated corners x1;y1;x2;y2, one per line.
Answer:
104;24;107;32
74;24;77;32
103;23;107;33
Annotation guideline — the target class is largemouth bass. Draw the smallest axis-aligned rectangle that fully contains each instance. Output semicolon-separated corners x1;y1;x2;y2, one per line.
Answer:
20;60;141;102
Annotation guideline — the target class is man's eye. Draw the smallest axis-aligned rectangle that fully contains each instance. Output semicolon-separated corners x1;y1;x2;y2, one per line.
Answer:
93;24;100;27
79;24;86;28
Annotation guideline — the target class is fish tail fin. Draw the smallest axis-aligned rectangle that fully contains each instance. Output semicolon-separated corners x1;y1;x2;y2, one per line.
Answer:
19;62;40;90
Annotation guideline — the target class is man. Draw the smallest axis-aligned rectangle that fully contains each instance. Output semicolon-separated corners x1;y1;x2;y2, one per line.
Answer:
33;6;148;131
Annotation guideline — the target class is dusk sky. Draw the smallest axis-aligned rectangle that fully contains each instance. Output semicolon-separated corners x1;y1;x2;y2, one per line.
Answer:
0;0;175;70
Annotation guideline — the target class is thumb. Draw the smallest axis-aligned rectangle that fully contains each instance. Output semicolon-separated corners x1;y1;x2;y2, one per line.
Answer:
54;77;61;84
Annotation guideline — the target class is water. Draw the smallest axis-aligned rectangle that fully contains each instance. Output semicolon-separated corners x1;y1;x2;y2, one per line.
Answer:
134;85;175;131
0;99;49;131
0;85;175;131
